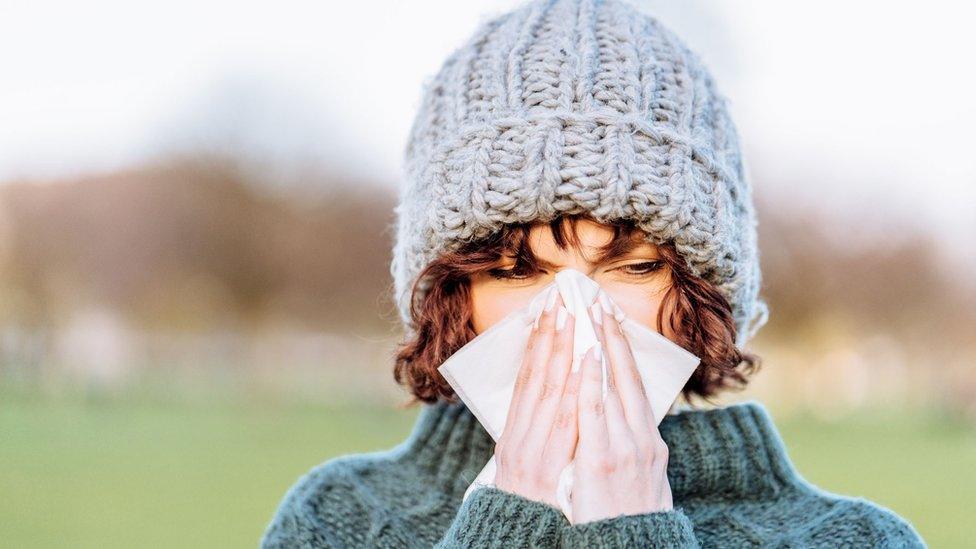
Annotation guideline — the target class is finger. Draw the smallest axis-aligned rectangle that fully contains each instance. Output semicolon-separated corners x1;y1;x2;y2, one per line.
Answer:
523;301;575;455
603;359;633;446
503;287;563;443
596;290;655;435
589;296;633;446
541;354;583;472
577;342;609;454
501;286;557;443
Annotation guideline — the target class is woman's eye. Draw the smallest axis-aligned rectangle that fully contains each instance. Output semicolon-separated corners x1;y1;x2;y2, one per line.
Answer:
487;261;662;280
487;265;537;280
620;261;664;276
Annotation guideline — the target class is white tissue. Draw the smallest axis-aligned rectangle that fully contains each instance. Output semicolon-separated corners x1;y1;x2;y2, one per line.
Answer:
437;268;702;523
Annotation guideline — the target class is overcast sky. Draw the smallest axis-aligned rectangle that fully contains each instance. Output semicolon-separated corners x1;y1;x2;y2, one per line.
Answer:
1;0;973;261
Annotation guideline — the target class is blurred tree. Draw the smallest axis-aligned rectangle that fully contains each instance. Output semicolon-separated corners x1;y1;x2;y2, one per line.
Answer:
0;155;398;334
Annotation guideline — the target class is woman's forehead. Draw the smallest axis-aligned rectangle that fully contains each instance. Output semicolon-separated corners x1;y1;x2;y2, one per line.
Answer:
516;222;657;263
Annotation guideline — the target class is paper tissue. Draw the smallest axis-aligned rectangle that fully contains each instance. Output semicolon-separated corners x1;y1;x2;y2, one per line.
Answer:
437;268;701;523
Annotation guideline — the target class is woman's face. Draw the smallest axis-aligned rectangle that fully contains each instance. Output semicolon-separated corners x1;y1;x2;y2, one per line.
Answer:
468;218;675;339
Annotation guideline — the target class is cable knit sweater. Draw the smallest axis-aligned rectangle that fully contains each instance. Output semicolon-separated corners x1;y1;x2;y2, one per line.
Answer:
261;399;926;547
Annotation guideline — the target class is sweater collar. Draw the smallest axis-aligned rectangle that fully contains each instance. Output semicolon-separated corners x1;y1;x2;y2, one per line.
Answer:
392;398;806;502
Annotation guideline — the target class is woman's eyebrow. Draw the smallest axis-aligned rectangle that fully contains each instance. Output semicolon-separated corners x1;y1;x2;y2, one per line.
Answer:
532;241;654;269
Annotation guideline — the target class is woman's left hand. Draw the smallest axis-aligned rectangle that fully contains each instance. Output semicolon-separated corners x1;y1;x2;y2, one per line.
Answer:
570;290;674;525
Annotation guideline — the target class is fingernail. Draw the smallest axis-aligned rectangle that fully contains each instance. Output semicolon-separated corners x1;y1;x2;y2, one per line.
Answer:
556;305;569;330
589;301;603;325
612;302;626;323
591;341;602;361
532;298;545;329
544;286;559;312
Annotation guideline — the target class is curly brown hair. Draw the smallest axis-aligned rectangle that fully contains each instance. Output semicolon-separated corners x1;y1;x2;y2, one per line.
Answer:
393;214;761;407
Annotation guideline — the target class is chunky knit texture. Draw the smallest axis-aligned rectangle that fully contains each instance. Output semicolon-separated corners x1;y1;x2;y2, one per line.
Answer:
391;0;770;347
261;400;926;547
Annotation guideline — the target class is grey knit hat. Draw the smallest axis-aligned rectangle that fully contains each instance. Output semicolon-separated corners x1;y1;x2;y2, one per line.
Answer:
391;0;769;348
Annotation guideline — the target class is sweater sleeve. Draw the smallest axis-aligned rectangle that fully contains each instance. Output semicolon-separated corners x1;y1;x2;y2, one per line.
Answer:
560;507;701;548
434;486;567;548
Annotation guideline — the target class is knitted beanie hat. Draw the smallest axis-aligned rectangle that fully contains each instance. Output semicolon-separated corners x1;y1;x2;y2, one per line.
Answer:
391;0;769;348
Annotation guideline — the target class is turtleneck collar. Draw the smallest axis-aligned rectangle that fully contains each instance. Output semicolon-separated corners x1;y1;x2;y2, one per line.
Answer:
391;398;807;502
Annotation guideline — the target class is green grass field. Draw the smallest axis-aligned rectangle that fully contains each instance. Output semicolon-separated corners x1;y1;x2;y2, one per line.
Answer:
1;391;972;548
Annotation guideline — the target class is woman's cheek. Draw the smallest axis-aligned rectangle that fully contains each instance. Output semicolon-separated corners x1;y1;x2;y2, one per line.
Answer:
470;283;542;334
599;284;667;334
471;279;667;335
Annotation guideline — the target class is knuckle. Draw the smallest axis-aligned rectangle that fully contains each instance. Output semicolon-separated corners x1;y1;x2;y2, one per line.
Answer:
538;380;557;401
635;439;654;457
596;456;616;474
551;336;570;357
590;399;605;416
495;447;509;467
555;408;574;429
515;366;533;389
656;440;670;460
504;450;524;470
614;441;638;465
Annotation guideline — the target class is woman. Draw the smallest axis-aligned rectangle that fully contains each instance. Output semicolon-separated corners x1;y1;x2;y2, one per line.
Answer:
262;0;926;546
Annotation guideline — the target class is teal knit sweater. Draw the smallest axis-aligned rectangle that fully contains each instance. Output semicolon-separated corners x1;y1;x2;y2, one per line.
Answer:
261;399;925;547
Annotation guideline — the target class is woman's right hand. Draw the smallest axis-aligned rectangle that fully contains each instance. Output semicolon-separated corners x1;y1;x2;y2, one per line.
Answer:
493;287;583;508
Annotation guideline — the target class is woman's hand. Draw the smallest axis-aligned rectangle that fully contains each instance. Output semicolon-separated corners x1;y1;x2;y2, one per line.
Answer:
494;287;583;508
570;289;674;524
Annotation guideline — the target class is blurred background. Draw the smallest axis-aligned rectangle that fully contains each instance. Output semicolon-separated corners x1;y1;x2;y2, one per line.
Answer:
1;0;974;547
